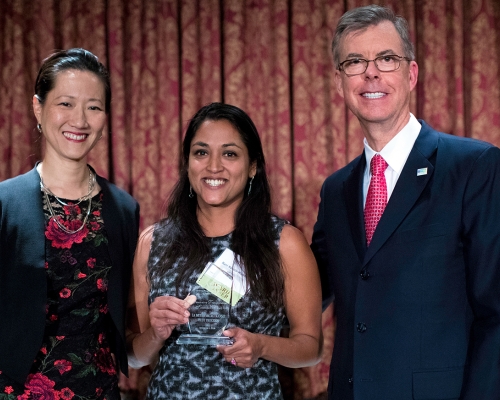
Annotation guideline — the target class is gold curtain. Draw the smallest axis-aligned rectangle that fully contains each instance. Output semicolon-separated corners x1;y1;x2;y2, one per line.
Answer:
1;0;499;398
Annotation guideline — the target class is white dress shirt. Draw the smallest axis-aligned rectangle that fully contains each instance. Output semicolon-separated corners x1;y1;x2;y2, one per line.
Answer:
363;114;422;207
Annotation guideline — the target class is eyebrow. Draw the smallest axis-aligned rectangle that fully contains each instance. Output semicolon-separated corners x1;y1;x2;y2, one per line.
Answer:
191;141;243;149
345;49;398;59
54;95;104;103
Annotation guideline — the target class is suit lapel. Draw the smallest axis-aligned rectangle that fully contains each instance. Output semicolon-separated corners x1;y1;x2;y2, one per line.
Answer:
343;155;366;263
363;123;438;266
18;166;47;270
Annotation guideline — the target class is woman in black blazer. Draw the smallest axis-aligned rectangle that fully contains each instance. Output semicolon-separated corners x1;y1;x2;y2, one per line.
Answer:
0;48;139;399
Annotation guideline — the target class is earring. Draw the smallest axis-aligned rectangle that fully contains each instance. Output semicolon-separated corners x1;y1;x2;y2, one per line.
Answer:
247;176;254;196
37;123;42;133
189;186;194;198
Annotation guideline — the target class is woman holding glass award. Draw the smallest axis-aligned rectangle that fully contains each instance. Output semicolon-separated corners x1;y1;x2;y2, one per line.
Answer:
126;102;322;399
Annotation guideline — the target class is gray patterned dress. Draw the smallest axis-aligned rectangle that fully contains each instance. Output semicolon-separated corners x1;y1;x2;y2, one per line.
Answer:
146;216;287;400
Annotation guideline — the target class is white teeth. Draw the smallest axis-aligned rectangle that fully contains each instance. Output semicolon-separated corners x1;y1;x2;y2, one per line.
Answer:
363;92;385;99
64;132;87;140
204;179;225;187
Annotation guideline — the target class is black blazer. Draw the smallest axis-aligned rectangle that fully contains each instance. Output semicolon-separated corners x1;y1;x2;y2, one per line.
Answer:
0;166;140;384
312;121;500;400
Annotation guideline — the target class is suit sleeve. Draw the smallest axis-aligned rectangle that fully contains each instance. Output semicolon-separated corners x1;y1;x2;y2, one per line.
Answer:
311;181;335;310
460;146;500;399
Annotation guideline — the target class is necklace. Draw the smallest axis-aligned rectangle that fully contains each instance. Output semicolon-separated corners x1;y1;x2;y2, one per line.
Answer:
40;168;96;206
40;167;95;235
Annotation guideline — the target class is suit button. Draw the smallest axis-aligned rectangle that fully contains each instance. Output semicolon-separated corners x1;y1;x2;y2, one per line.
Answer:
360;269;370;280
357;322;367;333
348;377;353;385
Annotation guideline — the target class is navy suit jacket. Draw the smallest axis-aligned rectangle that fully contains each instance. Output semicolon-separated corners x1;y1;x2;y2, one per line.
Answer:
312;121;500;400
0;166;140;384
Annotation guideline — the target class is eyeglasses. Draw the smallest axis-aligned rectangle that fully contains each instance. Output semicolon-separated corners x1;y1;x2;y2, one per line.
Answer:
338;55;411;77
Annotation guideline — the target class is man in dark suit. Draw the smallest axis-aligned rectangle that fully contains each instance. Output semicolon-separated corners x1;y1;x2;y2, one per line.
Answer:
312;5;500;400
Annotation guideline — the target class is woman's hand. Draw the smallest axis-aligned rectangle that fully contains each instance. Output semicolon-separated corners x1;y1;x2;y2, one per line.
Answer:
214;225;323;370
126;224;198;370
127;228;199;368
149;294;196;342
216;327;263;368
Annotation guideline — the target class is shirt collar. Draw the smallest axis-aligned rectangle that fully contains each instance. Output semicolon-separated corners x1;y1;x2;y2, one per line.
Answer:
364;113;421;174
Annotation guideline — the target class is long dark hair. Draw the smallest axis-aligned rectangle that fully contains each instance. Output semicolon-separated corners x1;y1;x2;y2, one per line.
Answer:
149;102;284;311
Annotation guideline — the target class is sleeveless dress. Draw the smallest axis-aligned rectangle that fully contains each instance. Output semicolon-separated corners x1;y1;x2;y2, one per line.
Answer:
146;216;288;400
0;191;120;399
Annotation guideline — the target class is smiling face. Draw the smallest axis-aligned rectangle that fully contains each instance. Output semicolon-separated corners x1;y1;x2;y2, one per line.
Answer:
335;21;418;138
188;119;256;213
33;69;107;164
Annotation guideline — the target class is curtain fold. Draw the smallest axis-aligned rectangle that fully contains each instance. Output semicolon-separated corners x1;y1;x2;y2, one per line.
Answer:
1;0;499;398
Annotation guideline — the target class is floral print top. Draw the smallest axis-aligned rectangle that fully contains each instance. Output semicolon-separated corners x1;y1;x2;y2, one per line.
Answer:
0;191;120;400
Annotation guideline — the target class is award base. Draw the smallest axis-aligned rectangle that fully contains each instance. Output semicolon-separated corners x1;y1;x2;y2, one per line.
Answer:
176;334;234;346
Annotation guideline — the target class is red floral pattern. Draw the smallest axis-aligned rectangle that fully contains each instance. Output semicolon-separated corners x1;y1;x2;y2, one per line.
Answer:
54;360;72;375
45;218;89;249
63;204;80;216
23;374;59;400
0;192;121;399
95;348;117;375
96;278;108;292
59;288;71;299
59;388;75;400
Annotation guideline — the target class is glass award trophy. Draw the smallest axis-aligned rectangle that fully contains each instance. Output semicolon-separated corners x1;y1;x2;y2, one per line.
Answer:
176;248;246;346
175;293;234;346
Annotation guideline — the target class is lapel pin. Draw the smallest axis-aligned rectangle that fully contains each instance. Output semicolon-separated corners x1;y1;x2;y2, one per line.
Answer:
417;168;428;176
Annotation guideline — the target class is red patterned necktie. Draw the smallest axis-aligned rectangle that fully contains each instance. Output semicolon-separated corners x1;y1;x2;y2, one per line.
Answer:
364;154;388;246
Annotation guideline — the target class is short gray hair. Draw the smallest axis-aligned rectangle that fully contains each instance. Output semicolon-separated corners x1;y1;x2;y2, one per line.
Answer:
332;5;415;68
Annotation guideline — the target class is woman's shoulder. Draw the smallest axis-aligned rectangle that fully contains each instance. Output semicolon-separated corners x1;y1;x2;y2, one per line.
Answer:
0;167;39;200
138;224;156;248
276;222;316;274
270;214;289;227
269;214;290;238
269;215;309;250
0;166;38;185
